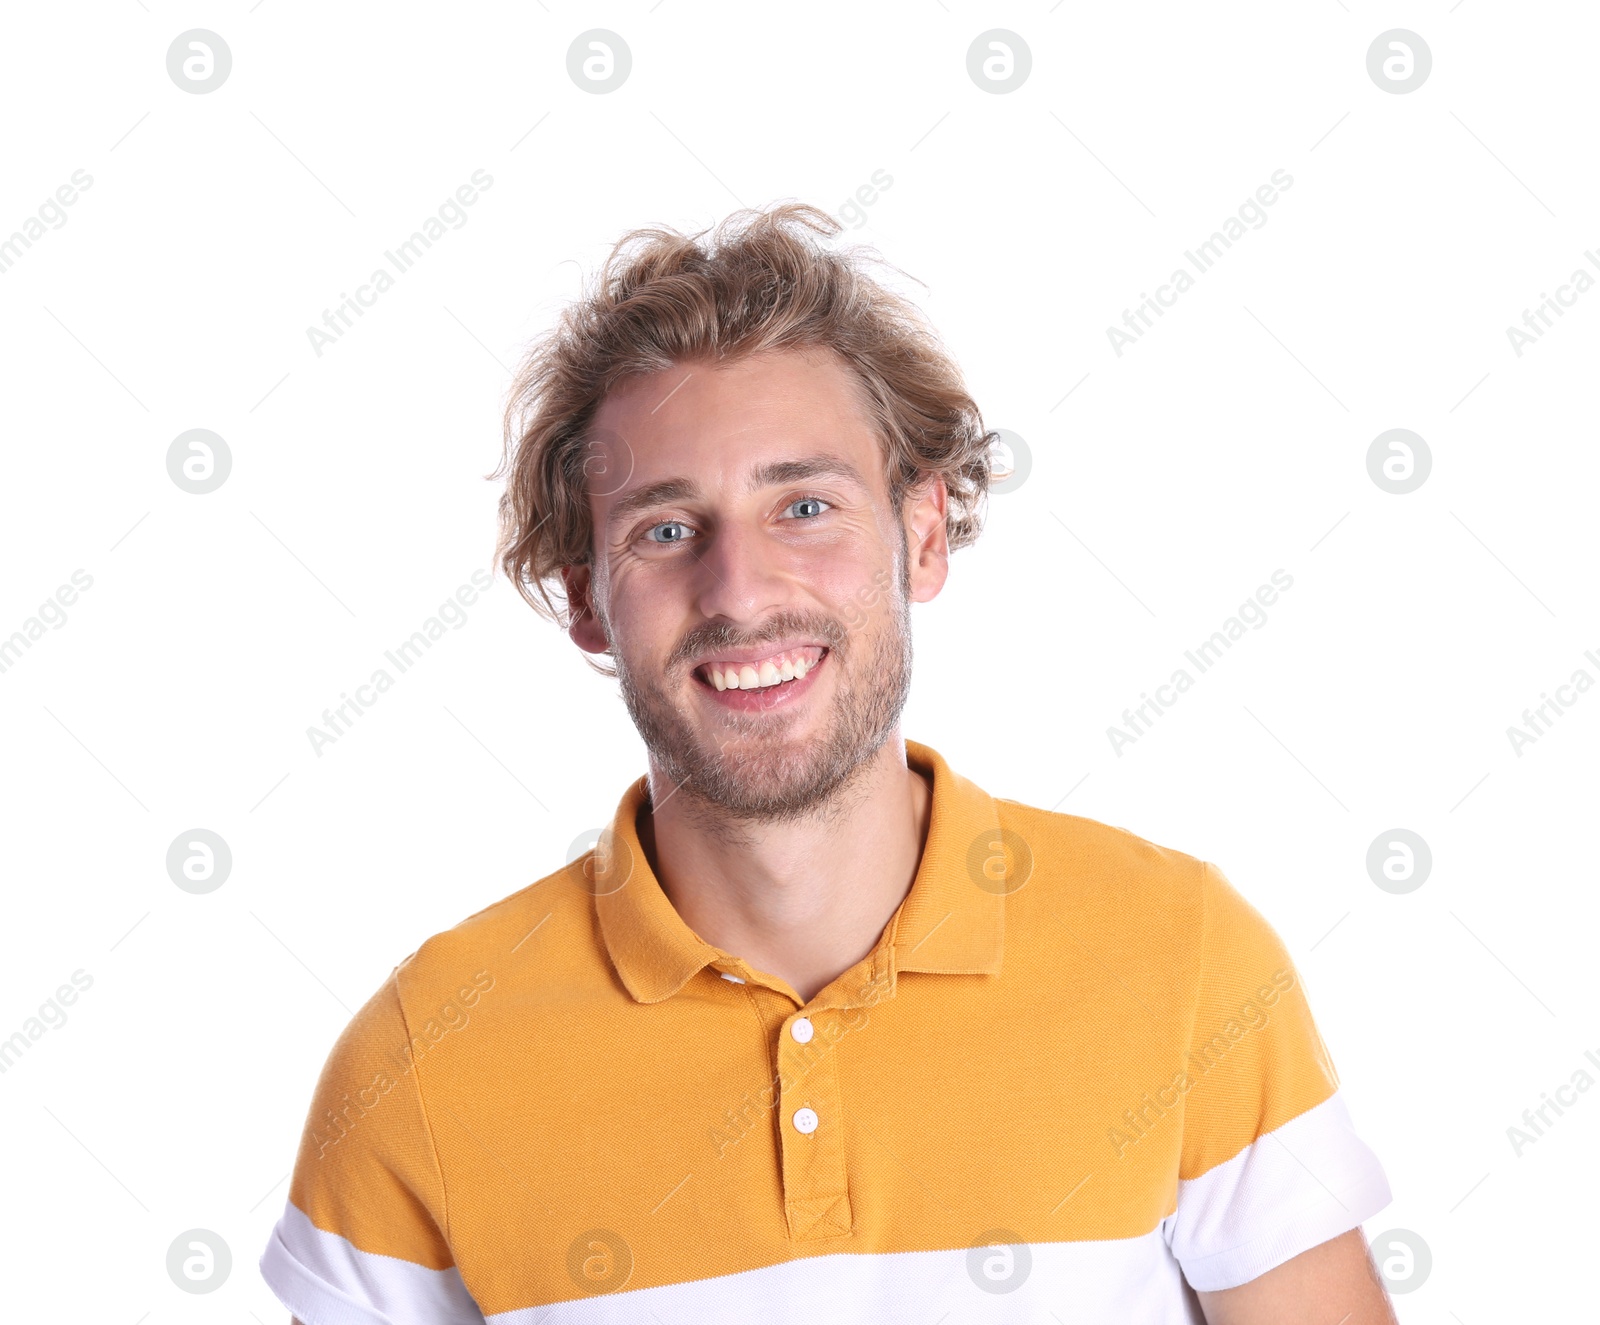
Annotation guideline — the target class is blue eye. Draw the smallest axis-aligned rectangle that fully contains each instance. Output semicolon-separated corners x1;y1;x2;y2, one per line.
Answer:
786;496;829;519
645;521;694;544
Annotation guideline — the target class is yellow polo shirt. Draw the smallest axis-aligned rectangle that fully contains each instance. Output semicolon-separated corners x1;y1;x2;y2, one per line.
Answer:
260;738;1390;1323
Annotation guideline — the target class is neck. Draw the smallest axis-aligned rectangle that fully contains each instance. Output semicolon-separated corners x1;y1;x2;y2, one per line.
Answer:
638;731;933;1005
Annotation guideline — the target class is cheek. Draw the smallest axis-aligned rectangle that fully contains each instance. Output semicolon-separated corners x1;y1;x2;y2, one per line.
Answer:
805;521;892;594
808;558;872;611
835;566;903;637
605;568;679;658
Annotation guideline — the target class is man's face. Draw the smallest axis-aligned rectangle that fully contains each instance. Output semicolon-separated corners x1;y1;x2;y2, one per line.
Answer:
567;347;948;824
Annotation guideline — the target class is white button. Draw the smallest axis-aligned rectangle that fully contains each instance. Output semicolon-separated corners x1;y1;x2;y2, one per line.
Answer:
792;1106;818;1134
719;971;745;983
790;1017;814;1043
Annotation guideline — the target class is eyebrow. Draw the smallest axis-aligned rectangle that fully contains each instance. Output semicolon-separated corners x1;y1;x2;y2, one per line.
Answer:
604;454;871;530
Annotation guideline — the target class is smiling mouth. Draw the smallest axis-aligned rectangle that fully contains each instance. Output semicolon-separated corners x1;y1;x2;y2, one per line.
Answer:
694;646;829;692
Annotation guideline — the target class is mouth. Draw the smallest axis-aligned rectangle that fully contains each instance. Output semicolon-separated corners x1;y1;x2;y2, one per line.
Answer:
692;645;829;711
694;645;826;691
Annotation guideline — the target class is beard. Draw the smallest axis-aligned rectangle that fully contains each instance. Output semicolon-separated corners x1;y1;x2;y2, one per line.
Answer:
604;554;914;833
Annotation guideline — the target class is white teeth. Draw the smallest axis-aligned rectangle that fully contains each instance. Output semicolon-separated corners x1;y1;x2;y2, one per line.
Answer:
703;649;822;691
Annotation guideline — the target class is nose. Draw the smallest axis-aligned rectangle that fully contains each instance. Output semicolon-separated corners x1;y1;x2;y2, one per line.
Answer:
692;517;793;629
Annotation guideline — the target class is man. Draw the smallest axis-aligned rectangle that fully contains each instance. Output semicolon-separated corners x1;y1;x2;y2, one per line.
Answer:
261;204;1397;1323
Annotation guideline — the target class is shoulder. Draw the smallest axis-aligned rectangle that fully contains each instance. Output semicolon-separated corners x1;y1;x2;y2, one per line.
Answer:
981;797;1289;993
992;794;1209;910
385;855;599;1027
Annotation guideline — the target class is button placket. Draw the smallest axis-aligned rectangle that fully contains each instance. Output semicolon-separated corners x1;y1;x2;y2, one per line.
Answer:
777;1009;852;1241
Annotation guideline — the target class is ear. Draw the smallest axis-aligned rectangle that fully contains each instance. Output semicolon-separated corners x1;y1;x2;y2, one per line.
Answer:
902;475;950;604
561;563;611;655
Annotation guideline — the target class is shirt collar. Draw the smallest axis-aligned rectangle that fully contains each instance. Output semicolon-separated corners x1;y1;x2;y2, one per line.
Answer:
592;738;1005;1006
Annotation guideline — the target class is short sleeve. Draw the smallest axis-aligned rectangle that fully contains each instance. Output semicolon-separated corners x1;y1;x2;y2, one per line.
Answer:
258;970;485;1325
1161;861;1392;1291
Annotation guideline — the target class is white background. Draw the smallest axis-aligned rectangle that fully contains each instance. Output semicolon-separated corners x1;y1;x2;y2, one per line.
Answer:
1;3;1596;1321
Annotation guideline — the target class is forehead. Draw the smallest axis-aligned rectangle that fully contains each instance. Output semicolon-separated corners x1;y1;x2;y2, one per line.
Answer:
587;347;887;512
